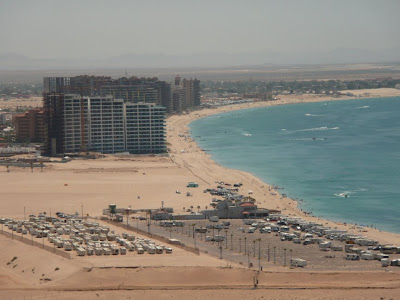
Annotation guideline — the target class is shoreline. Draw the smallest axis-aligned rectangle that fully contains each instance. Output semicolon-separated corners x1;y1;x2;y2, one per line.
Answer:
167;88;400;245
1;88;400;298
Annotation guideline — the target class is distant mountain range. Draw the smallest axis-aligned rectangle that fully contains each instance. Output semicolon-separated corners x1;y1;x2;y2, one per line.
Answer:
1;48;400;70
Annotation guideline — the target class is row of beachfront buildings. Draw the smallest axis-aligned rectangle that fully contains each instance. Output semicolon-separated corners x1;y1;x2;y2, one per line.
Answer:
14;75;200;156
43;75;200;114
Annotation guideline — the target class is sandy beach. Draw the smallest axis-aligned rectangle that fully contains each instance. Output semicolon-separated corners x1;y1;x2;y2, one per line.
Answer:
167;88;400;245
1;88;400;299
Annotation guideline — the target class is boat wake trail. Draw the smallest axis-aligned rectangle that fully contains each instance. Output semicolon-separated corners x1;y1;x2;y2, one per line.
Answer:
296;127;340;132
305;113;323;117
334;188;367;198
334;191;352;198
294;138;326;141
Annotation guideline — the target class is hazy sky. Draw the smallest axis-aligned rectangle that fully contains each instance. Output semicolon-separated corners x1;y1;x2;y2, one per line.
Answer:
1;0;399;59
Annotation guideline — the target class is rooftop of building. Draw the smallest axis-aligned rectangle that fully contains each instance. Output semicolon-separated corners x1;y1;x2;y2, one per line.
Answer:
240;202;257;207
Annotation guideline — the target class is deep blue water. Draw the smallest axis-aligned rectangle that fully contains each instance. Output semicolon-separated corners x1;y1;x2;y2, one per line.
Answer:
190;97;400;233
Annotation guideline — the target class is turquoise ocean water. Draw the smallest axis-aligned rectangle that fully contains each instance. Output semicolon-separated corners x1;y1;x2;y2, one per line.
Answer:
189;97;400;233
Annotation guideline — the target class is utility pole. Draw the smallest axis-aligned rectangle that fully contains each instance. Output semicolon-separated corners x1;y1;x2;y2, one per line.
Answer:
239;238;242;253
244;237;247;254
230;233;233;250
126;208;131;227
284;248;287;267
258;239;261;271
273;246;276;264
267;244;270;262
24;206;26;221
253;240;256;257
290;249;293;266
225;230;228;249
193;225;197;248
81;204;83;219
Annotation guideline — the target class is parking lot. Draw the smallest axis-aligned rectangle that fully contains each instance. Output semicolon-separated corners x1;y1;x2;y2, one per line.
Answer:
132;217;400;271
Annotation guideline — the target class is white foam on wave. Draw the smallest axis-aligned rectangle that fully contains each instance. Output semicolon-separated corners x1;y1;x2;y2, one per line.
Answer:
242;133;252;136
355;106;370;109
294;138;326;141
334;191;352;198
334;188;367;197
297;126;340;132
305;113;322;117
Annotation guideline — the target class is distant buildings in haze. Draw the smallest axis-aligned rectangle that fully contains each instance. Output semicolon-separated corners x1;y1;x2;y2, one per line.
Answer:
171;75;200;112
43;75;201;114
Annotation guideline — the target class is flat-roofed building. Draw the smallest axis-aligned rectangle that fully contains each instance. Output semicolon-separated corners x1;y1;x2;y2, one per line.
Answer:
43;93;65;155
87;96;125;154
59;95;166;155
172;76;201;111
125;102;166;154
0;113;7;125
14;108;45;142
44;75;173;113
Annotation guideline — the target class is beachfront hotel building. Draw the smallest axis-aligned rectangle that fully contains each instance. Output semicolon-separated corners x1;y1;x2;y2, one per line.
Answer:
171;75;201;112
43;93;166;155
125;102;166;154
44;75;200;114
44;76;173;113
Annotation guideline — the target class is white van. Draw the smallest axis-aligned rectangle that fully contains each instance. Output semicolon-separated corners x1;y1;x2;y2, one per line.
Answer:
247;227;256;233
209;216;219;222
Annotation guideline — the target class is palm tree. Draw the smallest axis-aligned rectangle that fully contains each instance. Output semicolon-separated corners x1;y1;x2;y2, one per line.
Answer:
183;207;185;212
190;205;193;212
197;205;201;212
205;206;208;210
